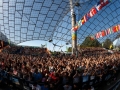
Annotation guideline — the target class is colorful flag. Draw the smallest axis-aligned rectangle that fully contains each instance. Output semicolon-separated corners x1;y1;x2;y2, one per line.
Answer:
118;24;120;30
74;0;111;31
83;15;87;22
90;7;97;17
107;28;112;34
101;30;106;37
112;26;118;33
99;1;105;9
86;12;91;20
72;33;76;40
104;0;109;5
98;32;102;38
95;33;100;39
104;29;109;35
73;25;78;31
77;20;82;27
81;17;85;25
115;25;119;31
95;2;101;11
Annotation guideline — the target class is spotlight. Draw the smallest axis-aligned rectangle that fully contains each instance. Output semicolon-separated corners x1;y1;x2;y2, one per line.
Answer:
48;39;53;42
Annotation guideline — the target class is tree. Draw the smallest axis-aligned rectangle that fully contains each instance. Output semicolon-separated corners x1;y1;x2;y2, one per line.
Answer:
81;36;101;47
103;38;113;49
67;47;72;52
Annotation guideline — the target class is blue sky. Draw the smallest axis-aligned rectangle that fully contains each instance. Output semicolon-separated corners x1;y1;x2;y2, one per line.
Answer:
18;40;71;51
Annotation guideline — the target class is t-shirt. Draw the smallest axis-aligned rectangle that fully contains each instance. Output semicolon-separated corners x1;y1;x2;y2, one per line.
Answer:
41;86;49;90
33;72;42;82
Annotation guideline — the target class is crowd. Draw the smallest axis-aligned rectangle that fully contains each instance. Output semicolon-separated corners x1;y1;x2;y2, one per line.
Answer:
0;46;120;90
2;46;50;56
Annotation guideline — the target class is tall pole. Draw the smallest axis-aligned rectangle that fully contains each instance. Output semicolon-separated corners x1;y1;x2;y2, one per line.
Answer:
69;0;77;55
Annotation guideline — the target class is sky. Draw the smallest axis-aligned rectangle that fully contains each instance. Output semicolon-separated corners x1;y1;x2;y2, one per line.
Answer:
18;40;71;51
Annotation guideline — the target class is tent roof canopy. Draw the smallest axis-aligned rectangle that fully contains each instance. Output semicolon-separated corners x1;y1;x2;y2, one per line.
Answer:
0;0;119;45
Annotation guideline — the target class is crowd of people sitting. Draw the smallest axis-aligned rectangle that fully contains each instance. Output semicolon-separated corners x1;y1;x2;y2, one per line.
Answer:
0;46;120;90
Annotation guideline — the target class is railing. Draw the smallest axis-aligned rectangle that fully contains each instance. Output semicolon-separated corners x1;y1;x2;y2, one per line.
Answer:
108;79;120;90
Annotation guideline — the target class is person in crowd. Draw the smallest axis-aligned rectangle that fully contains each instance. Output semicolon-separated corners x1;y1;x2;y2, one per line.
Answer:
0;46;120;90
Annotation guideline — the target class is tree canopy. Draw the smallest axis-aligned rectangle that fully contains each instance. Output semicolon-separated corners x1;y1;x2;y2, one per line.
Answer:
103;38;113;49
81;36;101;47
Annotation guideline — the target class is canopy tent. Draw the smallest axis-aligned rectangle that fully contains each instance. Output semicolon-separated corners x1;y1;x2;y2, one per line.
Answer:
0;0;119;46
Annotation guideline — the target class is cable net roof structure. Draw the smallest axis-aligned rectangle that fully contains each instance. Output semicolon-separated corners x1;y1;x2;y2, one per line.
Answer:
0;0;120;45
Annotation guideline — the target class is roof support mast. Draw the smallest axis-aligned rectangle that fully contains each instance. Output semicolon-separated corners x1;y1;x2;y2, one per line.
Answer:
69;0;77;56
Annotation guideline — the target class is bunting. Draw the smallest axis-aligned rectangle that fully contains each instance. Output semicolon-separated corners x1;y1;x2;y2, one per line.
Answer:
93;24;120;39
72;0;111;31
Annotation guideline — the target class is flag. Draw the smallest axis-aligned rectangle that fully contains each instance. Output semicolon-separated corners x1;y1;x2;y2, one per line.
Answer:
101;30;106;37
95;2;101;11
83;15;87;22
98;32;102;38
115;25;119;31
72;33;76;40
104;0;109;5
107;28;112;34
112;26;118;33
118;24;120;30
95;33;100;39
99;0;106;10
73;25;78;31
81;17;85;25
104;29;109;35
77;20;82;27
86;12;91;20
90;7;97;17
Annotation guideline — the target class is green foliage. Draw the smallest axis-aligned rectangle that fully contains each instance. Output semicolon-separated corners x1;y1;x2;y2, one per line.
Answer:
81;36;101;47
67;47;72;52
103;38;113;49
